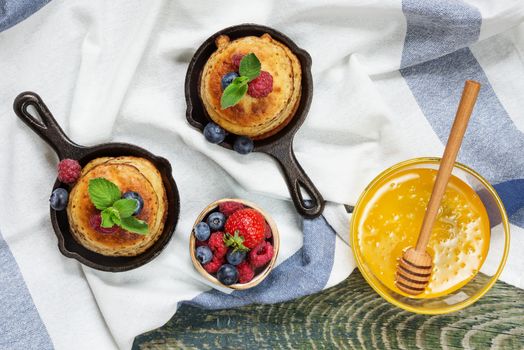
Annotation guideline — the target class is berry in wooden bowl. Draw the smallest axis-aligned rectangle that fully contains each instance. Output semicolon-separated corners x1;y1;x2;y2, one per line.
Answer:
190;199;279;289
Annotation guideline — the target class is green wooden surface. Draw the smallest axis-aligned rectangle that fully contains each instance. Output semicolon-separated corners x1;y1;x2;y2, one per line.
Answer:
133;270;524;349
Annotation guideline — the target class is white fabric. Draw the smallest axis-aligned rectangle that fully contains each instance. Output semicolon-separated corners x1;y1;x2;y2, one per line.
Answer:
0;1;523;349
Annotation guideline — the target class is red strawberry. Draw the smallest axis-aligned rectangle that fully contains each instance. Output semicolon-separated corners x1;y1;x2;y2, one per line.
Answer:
237;261;255;283
203;255;224;274
249;241;274;269
224;208;265;249
208;232;227;258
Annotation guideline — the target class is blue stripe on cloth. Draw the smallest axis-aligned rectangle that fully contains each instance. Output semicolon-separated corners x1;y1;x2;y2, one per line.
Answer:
401;0;481;68
0;0;51;32
0;231;53;350
401;0;524;227
185;215;337;309
494;179;524;227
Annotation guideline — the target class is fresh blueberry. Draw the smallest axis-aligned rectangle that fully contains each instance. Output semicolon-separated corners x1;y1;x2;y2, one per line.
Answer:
122;191;144;215
221;72;239;90
194;222;211;241
207;212;226;231
227;250;246;265
217;264;239;285
203;122;227;144
49;188;68;211
195;246;213;265
233;136;254;155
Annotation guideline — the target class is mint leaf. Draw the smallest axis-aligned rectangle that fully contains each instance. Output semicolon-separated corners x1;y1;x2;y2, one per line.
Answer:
113;199;138;218
220;53;261;109
239;53;261;81
221;76;249;109
101;207;121;227
88;178;121;210
89;178;148;235
110;209;121;225
100;209;114;228
120;216;148;235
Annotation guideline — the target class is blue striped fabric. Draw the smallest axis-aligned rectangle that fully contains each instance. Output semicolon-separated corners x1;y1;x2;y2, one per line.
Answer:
401;0;524;227
400;0;481;69
494;180;524;226
1;2;55;348
0;232;53;350
0;0;50;32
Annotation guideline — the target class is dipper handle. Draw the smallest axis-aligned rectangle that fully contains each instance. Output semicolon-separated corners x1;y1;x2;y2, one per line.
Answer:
415;80;481;252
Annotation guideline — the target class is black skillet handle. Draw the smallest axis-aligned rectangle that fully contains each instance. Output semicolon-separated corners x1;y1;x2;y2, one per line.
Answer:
265;140;325;218
13;92;85;160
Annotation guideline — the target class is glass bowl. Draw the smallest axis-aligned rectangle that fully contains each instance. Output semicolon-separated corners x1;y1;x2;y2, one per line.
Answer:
350;158;510;314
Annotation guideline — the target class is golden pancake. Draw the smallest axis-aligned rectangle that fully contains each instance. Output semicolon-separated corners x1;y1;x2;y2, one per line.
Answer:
76;156;167;238
67;157;167;256
200;33;301;139
91;157;167;236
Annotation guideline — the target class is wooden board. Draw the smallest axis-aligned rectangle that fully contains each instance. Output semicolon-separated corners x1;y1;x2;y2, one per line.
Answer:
133;270;524;349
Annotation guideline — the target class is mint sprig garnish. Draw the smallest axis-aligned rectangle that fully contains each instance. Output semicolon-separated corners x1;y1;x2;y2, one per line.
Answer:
220;53;261;109
239;53;261;81
113;199;138;218
88;178;121;210
88;178;149;235
120;217;148;235
101;208;117;227
221;76;248;109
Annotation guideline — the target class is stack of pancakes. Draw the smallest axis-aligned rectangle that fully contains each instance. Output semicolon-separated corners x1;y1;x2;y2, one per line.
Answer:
200;33;302;139
67;156;167;257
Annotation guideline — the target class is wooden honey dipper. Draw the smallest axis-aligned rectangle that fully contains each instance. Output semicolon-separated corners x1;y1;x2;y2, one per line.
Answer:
395;80;481;295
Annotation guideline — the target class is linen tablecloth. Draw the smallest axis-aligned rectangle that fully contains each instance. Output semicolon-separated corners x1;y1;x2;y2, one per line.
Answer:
1;1;523;349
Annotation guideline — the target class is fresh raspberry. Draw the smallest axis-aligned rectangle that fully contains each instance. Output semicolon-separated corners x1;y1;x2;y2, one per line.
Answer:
225;208;265;249
231;53;244;69
249;241;274;269
247;71;273;98
237;261;255;283
57;159;81;183
89;214;119;234
203;255;224;274
264;222;272;239
208;232;227;258
219;201;245;217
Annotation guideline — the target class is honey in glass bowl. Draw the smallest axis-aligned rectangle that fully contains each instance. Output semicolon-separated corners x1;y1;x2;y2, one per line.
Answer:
356;167;490;298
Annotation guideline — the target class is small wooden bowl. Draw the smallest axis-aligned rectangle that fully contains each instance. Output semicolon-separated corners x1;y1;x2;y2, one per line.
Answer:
189;198;279;290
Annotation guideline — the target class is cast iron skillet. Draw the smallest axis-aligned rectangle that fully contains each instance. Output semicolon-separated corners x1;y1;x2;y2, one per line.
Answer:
13;92;180;272
185;24;325;218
